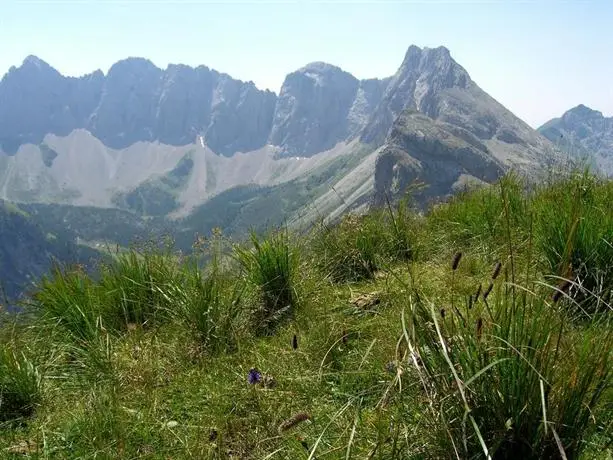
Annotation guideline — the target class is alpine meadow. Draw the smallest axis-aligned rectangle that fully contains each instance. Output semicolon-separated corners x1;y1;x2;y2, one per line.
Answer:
1;2;612;458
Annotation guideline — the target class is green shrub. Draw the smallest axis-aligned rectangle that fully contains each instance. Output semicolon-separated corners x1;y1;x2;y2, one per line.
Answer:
402;254;612;459
235;230;298;335
0;347;42;424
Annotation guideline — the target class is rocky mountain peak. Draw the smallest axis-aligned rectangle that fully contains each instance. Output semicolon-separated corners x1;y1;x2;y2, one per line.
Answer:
562;104;605;122
269;62;362;155
107;57;159;73
22;55;53;70
3;55;60;82
397;45;469;91
300;61;342;72
297;61;351;79
399;45;451;70
282;61;359;91
360;45;471;144
539;105;613;176
0;56;103;153
401;44;423;61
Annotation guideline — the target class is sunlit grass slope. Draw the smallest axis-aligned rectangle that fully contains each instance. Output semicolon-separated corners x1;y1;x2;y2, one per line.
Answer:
1;170;611;459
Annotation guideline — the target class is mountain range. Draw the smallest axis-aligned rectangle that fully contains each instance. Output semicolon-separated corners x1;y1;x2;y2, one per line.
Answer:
538;104;613;176
0;45;563;217
0;44;579;298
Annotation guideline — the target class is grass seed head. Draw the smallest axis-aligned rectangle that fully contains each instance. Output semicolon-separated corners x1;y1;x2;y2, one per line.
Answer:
292;334;298;350
492;262;502;280
278;412;312;433
483;282;494;300
474;283;482;300
553;279;573;303
451;252;462;271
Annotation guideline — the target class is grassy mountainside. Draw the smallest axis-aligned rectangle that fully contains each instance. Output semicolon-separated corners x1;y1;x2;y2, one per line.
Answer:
0;201;102;301
0;171;611;459
14;146;375;258
177;144;376;243
112;153;196;216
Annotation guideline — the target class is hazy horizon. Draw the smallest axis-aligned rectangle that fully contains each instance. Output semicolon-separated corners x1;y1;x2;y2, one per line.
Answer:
2;0;611;128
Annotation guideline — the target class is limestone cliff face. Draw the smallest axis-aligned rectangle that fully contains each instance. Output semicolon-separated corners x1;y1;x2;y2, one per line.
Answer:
361;46;555;164
1;46;558;164
269;63;388;156
0;55;392;157
373;111;504;206
0;57;277;156
86;58;278;156
0;56;104;153
87;58;162;149
362;46;463;143
364;46;562;206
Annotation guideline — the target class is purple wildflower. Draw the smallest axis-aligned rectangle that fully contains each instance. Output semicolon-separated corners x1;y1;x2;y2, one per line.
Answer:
248;368;262;385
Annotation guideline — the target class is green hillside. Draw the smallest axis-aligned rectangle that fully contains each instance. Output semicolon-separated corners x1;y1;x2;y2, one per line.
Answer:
0;171;611;459
0;201;102;301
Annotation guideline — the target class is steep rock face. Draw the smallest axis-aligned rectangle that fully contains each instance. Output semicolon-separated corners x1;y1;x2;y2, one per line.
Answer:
362;46;562;208
269;62;361;156
361;46;470;144
0;56;103;154
88;58;278;155
203;74;277;155
0;57;277;156
268;63;390;156
347;77;392;138
538;105;613;175
360;46;555;170
373;111;504;206
155;64;217;146
0;46;559;163
89;58;162;148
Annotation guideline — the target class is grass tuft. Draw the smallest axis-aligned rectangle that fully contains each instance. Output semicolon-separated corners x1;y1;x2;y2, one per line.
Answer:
533;170;613;316
312;199;420;284
235;229;299;335
181;261;245;354
98;246;187;329
0;347;41;424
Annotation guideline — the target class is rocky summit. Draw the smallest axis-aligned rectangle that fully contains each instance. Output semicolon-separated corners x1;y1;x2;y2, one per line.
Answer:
539;104;613;176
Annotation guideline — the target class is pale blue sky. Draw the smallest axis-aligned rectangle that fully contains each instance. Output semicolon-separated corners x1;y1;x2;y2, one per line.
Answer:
1;0;611;127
